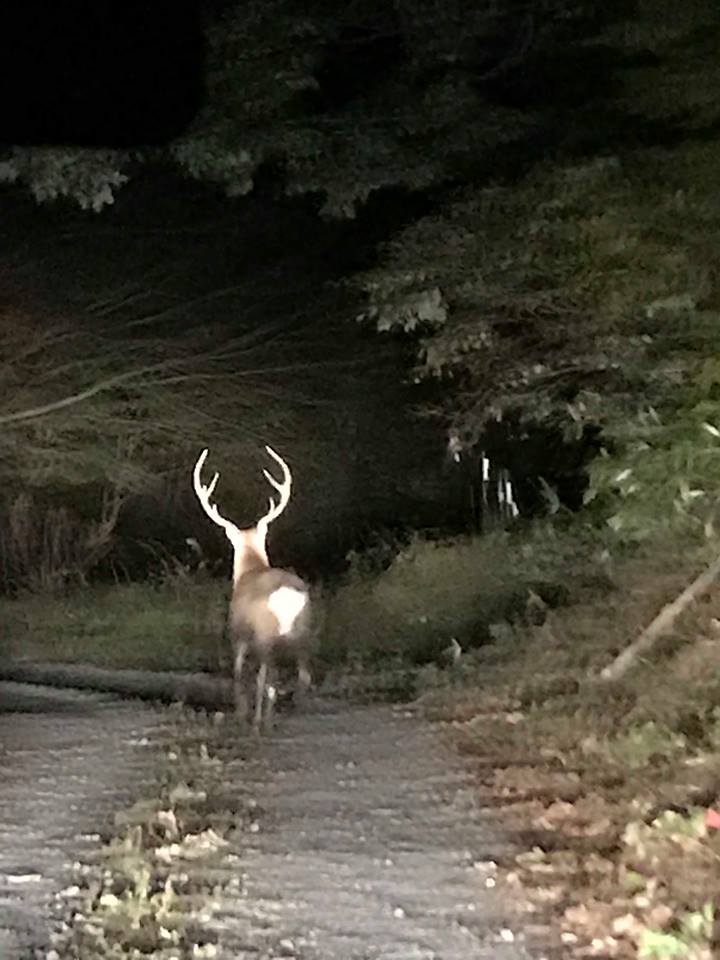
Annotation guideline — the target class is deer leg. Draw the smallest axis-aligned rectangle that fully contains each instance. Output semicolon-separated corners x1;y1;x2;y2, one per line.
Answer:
254;659;268;729
296;657;311;710
233;641;248;716
264;669;278;732
298;661;311;691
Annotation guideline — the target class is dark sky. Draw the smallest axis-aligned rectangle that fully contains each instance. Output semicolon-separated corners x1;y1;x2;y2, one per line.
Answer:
1;1;205;147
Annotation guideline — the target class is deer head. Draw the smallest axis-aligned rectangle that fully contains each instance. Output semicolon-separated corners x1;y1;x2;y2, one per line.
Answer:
192;445;293;583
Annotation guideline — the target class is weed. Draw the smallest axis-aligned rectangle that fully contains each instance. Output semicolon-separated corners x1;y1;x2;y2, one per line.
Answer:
638;904;714;960
608;722;687;771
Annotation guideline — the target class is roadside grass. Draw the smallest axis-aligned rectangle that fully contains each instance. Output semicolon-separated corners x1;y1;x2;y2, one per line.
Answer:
0;577;228;673
0;520;607;682
406;531;720;960
319;522;588;670
423;534;720;745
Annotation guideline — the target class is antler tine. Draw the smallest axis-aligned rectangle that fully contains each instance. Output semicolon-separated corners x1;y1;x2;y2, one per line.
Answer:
195;447;209;475
258;445;293;527
264;444;291;477
192;447;239;536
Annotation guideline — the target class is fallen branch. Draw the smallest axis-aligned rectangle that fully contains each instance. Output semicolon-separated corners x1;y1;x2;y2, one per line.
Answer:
598;552;720;682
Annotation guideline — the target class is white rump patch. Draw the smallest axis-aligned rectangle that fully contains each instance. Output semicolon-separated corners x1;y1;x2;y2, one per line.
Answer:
267;586;308;636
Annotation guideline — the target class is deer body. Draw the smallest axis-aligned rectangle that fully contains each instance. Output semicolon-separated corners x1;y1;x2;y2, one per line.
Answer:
193;446;313;728
230;565;312;719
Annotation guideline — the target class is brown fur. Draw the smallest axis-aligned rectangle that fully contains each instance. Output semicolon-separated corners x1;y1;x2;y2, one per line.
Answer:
229;566;314;727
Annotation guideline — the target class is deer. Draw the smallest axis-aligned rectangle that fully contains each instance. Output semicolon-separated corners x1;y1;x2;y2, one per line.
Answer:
192;445;313;729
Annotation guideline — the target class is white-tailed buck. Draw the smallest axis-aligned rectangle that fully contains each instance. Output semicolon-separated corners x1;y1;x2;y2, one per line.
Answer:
193;446;313;728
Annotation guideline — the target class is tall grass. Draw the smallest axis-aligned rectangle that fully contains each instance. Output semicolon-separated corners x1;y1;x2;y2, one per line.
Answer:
0;491;123;594
320;524;590;668
1;576;227;672
1;521;609;681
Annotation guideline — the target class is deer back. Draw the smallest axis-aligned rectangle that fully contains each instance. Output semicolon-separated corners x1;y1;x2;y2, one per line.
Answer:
229;566;311;652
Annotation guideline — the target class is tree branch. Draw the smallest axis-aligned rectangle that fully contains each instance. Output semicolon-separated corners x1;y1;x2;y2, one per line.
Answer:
598;552;720;682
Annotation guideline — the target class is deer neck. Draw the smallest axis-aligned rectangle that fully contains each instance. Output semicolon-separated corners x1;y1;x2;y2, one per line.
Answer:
228;527;269;585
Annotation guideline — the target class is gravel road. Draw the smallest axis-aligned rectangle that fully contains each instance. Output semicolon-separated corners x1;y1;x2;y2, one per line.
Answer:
0;680;532;960
211;701;531;960
0;681;173;958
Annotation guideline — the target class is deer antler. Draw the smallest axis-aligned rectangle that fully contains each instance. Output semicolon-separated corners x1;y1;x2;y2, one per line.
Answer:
193;446;292;539
258;445;293;530
193;448;242;539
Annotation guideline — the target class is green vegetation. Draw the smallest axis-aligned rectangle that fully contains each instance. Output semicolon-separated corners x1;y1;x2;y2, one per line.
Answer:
0;578;227;672
360;141;720;545
0;516;588;678
5;1;720;216
322;523;586;665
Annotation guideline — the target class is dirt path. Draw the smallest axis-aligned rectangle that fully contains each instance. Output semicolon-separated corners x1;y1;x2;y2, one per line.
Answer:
0;681;173;958
1;679;533;959
205;701;532;959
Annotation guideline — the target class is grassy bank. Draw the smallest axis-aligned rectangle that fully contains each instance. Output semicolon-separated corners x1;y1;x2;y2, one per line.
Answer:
0;577;228;673
0;523;580;678
409;535;720;960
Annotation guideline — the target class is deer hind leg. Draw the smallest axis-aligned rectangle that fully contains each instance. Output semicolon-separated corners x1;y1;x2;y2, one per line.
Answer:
296;656;311;709
233;641;249;716
254;659;271;730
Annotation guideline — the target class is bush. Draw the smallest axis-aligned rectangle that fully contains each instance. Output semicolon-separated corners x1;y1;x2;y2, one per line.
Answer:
320;524;586;669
